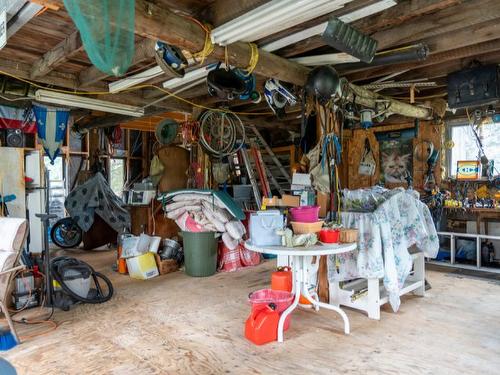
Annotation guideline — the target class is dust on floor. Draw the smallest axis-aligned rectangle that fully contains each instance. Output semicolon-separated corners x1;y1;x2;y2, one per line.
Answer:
3;250;500;375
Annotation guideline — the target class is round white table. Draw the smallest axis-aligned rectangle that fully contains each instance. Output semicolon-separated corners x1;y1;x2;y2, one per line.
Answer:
245;241;357;342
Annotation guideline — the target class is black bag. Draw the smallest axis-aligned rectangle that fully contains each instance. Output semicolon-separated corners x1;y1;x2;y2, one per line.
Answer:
447;64;500;109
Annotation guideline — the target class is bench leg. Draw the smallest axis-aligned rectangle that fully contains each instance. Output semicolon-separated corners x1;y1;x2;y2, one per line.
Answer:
367;278;381;320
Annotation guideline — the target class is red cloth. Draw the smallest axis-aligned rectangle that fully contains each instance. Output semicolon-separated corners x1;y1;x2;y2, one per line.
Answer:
0;105;36;134
218;241;260;272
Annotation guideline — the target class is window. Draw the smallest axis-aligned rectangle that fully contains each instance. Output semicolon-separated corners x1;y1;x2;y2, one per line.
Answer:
109;158;126;197
449;122;500;177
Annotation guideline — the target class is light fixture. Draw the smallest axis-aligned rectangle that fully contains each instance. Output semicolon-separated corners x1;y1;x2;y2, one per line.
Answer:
211;0;351;46
262;0;396;52
162;64;218;90
35;90;145;117
109;65;163;93
290;53;359;66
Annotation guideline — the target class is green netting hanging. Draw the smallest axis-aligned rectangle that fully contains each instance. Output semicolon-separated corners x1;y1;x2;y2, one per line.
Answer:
63;0;135;76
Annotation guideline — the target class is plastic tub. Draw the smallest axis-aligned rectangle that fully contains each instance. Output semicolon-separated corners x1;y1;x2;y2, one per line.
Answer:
182;231;218;277
289;205;320;223
249;289;293;313
291;220;324;234
319;229;340;243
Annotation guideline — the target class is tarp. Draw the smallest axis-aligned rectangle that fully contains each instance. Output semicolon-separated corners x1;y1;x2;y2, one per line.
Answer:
65;172;130;233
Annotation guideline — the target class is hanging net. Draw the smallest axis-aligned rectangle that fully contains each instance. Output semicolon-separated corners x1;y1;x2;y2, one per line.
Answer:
63;0;135;76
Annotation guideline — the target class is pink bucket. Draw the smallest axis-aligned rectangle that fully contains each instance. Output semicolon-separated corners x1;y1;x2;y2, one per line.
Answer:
289;205;320;223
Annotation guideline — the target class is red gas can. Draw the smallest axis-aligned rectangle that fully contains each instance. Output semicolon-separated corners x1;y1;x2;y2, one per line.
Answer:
271;267;311;305
271;266;292;291
245;304;279;345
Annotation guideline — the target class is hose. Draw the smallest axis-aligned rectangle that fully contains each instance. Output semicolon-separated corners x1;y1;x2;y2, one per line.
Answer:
50;256;113;304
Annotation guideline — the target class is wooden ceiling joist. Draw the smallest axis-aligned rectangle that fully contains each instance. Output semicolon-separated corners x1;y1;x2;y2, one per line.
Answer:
29;0;444;121
79;38;157;87
372;0;500;50
30;30;83;79
277;0;462;58
347;38;500;82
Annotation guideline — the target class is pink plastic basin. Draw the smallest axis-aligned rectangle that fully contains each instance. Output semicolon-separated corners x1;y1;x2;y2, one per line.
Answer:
289;205;320;223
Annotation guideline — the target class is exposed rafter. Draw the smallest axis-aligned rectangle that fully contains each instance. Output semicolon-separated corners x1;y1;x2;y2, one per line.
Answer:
30;30;83;79
276;0;463;57
79;38;157;87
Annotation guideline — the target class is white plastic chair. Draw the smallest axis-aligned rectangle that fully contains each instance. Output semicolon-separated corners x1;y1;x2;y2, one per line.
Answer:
0;218;28;344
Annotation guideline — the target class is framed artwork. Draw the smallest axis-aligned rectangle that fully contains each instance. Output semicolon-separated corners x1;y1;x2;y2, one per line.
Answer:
380;138;413;184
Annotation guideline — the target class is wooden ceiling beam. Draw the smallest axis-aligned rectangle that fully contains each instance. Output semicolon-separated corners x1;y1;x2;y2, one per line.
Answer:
79;38;157;87
30;30;83;79
32;0;433;119
396;49;500;82
373;0;500;50
0;57;103;91
277;0;462;58
346;37;500;82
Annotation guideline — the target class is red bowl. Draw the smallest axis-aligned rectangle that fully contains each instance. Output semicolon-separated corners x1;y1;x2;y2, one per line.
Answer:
319;229;340;243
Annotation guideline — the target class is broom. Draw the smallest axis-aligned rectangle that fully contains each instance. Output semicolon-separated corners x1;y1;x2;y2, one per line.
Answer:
0;327;17;351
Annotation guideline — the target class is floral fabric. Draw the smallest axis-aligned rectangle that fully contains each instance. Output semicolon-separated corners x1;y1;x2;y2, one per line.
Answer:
329;190;439;311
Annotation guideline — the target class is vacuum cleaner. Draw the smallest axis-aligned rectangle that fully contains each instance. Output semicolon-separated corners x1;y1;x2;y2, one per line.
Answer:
50;257;114;311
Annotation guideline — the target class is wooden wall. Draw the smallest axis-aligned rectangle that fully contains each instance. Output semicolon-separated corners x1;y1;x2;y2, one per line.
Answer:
342;121;442;192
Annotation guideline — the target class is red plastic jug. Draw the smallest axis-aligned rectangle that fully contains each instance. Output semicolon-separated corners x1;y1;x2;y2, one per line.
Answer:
271;266;311;305
271;266;292;291
245;304;279;345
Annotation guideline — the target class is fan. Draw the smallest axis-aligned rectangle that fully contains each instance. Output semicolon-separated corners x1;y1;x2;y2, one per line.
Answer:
155;119;179;145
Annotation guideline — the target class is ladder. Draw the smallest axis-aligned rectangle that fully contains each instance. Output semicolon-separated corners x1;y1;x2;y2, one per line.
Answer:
240;148;262;208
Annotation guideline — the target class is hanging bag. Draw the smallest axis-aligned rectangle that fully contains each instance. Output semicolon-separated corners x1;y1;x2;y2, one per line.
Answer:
358;137;376;176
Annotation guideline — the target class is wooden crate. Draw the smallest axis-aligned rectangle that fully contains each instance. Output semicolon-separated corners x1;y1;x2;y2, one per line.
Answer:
154;254;179;275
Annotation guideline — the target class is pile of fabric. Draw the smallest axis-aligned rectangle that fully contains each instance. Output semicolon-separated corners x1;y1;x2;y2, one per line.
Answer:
161;190;260;272
162;191;246;250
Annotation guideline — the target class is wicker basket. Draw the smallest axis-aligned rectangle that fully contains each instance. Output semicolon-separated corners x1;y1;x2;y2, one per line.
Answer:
340;229;358;243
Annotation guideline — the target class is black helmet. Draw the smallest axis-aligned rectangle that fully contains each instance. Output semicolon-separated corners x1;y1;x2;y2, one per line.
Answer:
207;64;246;100
305;65;340;105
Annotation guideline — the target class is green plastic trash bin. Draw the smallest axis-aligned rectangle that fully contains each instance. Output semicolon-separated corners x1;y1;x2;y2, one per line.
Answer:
182;231;218;277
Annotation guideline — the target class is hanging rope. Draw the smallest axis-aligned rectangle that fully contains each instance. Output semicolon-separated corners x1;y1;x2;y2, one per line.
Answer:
244;43;259;75
187;17;214;64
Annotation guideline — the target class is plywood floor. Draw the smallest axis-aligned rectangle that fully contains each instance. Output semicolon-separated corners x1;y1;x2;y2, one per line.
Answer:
3;249;500;375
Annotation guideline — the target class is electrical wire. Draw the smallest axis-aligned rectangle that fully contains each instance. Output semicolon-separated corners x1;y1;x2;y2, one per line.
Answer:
0;69;278;116
245;43;259;75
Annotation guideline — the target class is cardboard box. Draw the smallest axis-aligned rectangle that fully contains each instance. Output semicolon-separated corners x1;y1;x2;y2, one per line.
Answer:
154;254;179;275
126;252;159;280
281;194;300;207
262;195;300;207
316;192;330;218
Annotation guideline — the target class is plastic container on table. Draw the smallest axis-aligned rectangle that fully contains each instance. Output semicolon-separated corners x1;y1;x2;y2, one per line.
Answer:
319;229;340;243
182;231;218;277
289;205;320;223
291;220;324;234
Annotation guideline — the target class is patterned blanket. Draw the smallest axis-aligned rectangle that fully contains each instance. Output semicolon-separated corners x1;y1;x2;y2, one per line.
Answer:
331;190;439;311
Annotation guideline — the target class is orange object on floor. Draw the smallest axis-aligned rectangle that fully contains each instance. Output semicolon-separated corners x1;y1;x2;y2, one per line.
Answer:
271;267;311;305
117;245;128;274
245;304;279;345
271;266;292;291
